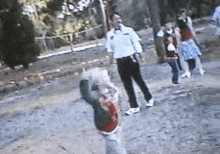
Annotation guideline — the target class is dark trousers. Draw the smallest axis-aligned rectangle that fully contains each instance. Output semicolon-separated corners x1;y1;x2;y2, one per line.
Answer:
168;60;179;84
117;57;152;108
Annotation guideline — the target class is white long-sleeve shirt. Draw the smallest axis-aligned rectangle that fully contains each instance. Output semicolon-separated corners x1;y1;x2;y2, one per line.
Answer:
105;24;142;59
213;6;220;25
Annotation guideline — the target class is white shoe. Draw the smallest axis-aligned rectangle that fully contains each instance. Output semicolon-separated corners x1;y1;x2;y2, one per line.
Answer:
125;107;140;115
181;72;191;78
199;69;205;75
146;98;154;107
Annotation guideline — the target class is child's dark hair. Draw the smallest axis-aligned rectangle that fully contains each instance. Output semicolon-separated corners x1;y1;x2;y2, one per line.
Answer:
110;12;121;21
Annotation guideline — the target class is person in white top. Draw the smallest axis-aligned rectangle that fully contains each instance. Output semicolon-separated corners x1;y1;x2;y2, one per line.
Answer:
105;12;154;116
157;22;181;84
212;5;220;39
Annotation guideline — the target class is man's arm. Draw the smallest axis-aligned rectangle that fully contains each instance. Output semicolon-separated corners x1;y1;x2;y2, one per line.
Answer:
130;30;143;53
129;30;145;62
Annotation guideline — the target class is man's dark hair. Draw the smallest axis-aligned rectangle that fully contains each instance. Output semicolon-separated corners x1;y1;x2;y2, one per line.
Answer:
110;12;121;21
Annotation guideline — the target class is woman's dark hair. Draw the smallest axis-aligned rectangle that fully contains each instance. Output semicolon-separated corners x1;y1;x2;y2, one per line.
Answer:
110;12;121;21
179;9;186;14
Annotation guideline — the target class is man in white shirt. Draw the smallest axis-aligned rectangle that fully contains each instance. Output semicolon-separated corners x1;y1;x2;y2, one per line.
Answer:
105;12;154;116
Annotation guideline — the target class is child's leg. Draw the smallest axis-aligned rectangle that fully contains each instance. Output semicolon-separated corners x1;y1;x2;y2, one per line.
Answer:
195;57;205;75
181;58;191;78
168;60;179;84
103;128;126;154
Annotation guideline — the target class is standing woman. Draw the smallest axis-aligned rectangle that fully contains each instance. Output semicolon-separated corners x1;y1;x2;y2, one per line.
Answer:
177;9;205;78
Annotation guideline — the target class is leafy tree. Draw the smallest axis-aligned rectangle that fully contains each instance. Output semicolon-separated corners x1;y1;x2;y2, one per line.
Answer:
1;0;40;69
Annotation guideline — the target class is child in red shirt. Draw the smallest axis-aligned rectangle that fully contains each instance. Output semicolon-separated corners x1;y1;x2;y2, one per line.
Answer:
80;68;126;154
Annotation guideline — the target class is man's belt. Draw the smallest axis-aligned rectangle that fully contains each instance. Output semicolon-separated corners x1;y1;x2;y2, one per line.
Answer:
116;53;140;63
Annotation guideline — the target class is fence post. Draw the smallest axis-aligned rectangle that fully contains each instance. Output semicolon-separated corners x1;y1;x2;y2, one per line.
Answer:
42;35;48;52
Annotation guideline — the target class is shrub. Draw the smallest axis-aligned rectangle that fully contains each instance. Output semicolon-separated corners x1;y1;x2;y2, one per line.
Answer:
1;0;40;69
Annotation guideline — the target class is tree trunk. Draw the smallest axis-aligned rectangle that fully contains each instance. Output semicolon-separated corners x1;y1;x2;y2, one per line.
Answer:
99;0;107;36
197;0;204;18
147;0;165;62
210;0;216;8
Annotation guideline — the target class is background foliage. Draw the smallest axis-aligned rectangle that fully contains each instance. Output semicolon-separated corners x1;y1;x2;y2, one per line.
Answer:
0;0;39;68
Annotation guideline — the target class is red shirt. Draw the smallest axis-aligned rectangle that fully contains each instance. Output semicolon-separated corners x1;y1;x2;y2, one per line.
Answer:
101;96;120;132
182;28;194;41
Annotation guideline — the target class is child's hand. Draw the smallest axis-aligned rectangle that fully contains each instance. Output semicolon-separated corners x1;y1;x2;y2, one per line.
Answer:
81;68;89;80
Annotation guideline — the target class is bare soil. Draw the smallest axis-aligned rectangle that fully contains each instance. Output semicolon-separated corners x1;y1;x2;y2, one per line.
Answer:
0;23;220;154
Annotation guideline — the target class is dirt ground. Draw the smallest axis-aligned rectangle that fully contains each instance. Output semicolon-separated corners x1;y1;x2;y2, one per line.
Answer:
0;22;220;154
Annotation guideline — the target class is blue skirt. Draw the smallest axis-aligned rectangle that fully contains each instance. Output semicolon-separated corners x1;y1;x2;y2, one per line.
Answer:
182;39;202;60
